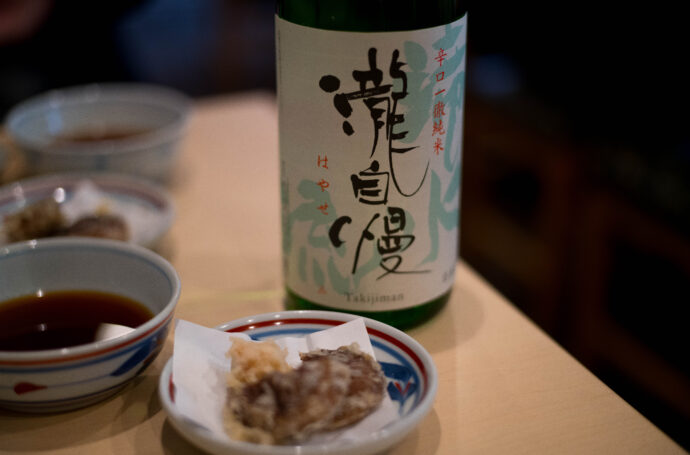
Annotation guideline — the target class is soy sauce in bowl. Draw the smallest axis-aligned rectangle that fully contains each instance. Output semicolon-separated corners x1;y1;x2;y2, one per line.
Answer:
53;127;152;145
0;290;153;351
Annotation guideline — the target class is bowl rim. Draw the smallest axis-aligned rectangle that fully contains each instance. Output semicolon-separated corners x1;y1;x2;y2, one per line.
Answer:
4;83;191;156
0;237;181;363
158;310;438;455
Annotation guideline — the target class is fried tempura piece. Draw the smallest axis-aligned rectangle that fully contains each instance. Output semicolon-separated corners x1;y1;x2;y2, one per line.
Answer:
65;214;129;241
300;343;385;429
224;341;386;445
3;198;63;242
228;357;351;444
226;338;291;389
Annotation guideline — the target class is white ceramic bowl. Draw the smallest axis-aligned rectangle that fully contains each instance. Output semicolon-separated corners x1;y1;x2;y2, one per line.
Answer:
4;83;190;182
0;237;180;412
159;310;438;455
0;172;175;249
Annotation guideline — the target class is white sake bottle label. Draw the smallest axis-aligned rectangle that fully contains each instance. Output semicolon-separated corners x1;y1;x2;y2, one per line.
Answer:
277;14;466;311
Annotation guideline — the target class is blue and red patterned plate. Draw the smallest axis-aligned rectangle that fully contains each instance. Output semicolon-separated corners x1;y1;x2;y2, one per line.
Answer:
159;310;438;455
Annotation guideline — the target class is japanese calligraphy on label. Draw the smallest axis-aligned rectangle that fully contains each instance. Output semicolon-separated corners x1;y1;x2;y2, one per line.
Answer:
277;15;466;311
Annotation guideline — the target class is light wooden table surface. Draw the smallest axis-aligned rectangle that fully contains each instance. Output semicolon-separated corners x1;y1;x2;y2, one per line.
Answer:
0;91;684;454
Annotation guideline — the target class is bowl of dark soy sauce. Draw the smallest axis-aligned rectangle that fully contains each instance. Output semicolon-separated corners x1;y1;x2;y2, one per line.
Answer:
0;237;180;412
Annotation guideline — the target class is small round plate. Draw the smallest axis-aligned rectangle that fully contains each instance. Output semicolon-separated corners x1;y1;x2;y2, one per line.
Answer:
0;172;174;249
159;310;438;455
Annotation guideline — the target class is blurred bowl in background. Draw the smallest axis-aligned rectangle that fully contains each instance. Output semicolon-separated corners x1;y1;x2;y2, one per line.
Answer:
3;83;190;182
0;172;175;250
0;237;180;412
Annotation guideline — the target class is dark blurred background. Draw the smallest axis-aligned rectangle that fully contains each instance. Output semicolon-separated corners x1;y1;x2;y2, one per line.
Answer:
1;0;688;448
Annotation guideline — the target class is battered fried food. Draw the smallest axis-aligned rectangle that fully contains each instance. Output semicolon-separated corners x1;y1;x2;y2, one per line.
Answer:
300;344;386;430
3;198;63;242
227;356;351;444
226;338;292;388
224;341;385;445
2;197;130;242
65;214;129;241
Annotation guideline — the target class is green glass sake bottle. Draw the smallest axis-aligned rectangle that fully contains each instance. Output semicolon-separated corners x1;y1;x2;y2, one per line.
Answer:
276;0;467;329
